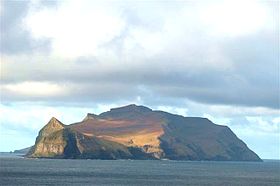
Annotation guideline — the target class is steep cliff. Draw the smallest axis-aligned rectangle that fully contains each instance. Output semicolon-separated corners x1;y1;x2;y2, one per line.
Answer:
27;104;262;161
27;117;66;158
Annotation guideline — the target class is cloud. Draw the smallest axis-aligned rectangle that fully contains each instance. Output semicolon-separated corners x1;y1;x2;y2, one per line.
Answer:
25;0;126;58
1;0;278;110
1;0;279;159
0;0;51;54
2;81;64;97
0;103;95;151
200;109;279;159
0;101;279;158
228;116;280;159
197;1;269;37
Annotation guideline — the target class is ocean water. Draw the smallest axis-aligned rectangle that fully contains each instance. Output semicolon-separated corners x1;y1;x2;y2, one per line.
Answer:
0;153;279;186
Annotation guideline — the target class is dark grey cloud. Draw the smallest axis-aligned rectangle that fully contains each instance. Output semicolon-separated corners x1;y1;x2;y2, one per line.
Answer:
1;1;279;110
150;32;279;109
2;57;278;109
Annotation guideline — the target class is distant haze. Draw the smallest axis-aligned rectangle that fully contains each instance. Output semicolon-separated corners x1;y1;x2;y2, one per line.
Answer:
0;0;279;159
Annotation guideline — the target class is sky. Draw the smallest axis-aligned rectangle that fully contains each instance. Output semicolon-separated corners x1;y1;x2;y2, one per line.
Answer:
0;0;279;159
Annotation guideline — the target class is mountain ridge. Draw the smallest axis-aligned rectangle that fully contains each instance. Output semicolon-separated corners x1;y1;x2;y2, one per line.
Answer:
27;104;262;161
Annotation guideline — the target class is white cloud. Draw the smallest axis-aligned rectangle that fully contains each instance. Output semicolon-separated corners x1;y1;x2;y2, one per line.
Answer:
186;100;280;117
246;116;280;133
1;0;278;158
272;117;280;125
0;103;98;151
0;103;94;130
198;1;269;37
2;81;64;97
22;0;272;60
25;0;125;58
199;109;279;159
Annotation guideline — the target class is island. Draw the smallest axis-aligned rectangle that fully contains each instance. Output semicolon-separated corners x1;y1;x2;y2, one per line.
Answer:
27;104;262;161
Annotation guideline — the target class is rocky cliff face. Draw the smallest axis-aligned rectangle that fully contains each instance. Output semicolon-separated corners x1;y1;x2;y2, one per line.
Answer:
27;104;262;161
27;118;66;157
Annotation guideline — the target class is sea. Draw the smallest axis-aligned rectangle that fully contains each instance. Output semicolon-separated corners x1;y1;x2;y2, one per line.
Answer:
0;153;279;186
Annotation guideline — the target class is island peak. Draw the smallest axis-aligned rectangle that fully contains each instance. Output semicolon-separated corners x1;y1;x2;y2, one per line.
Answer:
27;104;262;161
